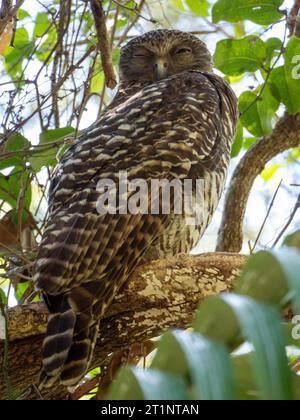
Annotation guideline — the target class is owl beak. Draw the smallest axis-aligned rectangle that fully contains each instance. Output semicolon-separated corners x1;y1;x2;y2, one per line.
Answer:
154;59;168;80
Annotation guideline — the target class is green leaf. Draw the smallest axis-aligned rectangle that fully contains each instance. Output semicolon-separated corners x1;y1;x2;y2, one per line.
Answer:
33;12;52;38
271;248;300;316
0;288;7;305
4;28;35;80
36;30;57;62
107;367;188;400
14;281;30;302
171;0;185;11
0;168;32;210
29;127;75;172
91;63;105;94
231;122;244;157
236;249;300;316
223;294;292;400
212;0;284;25
185;0;209;16
270;37;300;114
243;137;258;149
261;163;281;181
0;133;30;170
39;127;75;144
235;251;289;306
284;231;300;250
195;294;293;400
214;36;267;76
265;37;282;62
17;9;30;20
239;85;279;136
152;330;236;400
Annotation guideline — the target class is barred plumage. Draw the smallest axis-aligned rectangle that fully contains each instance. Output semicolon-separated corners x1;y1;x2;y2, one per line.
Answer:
34;29;238;388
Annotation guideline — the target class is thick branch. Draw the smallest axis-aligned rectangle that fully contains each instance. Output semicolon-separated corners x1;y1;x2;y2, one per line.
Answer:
0;253;245;400
90;0;117;89
0;0;24;35
217;113;300;253
288;0;300;37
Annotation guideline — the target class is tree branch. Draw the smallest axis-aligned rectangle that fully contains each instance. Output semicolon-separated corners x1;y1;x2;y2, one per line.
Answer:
288;0;300;37
90;0;117;89
0;252;245;400
217;113;300;253
0;0;24;36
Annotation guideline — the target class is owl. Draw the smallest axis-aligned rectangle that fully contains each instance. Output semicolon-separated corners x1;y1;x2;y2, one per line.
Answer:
34;29;238;388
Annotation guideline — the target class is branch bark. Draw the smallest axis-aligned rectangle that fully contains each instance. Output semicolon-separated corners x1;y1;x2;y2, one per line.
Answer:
90;0;117;89
217;113;300;253
0;252;245;400
0;0;24;36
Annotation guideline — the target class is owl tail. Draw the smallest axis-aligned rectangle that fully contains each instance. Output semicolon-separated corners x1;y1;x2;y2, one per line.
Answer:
39;295;76;388
39;287;102;389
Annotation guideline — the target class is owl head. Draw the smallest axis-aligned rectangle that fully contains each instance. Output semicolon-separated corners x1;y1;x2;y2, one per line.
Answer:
119;29;213;84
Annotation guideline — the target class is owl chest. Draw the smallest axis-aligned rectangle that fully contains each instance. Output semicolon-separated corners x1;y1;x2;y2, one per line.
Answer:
143;169;227;261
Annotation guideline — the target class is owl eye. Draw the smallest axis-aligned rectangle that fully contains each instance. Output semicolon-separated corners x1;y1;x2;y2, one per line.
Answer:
132;50;152;59
175;47;192;55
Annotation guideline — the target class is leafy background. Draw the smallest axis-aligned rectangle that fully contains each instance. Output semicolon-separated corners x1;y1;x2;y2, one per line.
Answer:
0;0;300;400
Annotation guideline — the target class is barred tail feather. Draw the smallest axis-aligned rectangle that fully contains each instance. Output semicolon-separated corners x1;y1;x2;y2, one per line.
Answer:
60;320;100;387
39;295;76;388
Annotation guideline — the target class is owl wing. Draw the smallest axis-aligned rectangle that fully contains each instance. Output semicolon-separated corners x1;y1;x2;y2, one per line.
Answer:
34;71;237;387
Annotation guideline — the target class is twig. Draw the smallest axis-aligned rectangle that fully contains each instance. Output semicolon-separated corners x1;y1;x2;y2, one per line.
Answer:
90;0;117;89
250;179;283;253
272;193;300;247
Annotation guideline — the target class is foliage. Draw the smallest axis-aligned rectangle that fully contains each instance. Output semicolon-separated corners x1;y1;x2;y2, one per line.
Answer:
108;236;300;400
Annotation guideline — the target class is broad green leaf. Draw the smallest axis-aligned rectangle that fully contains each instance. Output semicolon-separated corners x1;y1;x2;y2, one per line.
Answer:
261;163;281;181
235;251;289;305
214;36;267;76
212;0;284;25
265;37;282;63
4;28;35;80
0;288;7;305
39;127;75;144
222;294;293;400
33;12;52;38
232;354;259;400
0;133;30;170
91;63;105;94
235;249;300;316
14;281;29;302
107;367;188;400
270;37;300;114
185;0;209;16
17;9;30;20
284;231;300;250
30;127;75;172
4;133;30;152
271;248;300;316
36;30;57;62
0;168;32;210
171;0;185;11
193;296;241;345
195;294;293;400
243;137;257;149
152;330;236;400
239;85;279;136
231;122;244;158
